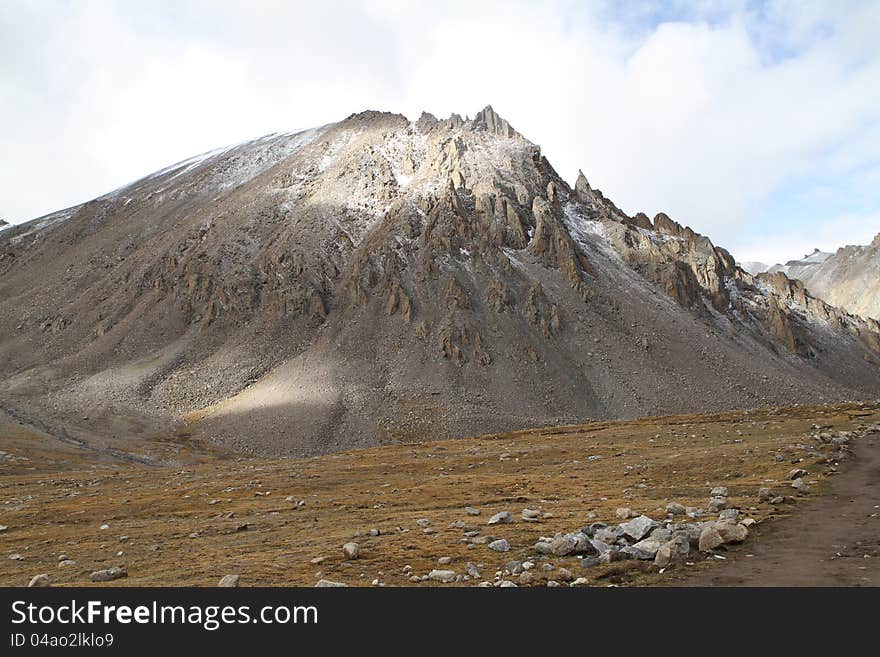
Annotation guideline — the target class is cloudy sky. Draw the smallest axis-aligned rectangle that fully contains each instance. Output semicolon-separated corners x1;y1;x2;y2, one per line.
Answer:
1;0;878;264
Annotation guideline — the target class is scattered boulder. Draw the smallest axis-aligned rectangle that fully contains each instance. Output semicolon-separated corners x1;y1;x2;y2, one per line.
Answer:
791;478;810;494
698;526;724;552
665;502;687;516
620;515;658;541
599;550;630;564
625;538;661;560
521;508;541;521
710;486;729;497
342;542;360;559
789;468;808;480
707;497;728;512
655;540;688;567
465;507;481;516
758;487;773;502
594;526;623;543
715;521;748;544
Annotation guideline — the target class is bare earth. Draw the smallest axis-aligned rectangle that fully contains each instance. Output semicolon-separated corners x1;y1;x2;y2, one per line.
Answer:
671;431;880;586
1;402;877;587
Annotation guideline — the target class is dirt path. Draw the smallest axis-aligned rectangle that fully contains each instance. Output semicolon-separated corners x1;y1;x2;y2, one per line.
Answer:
674;433;880;586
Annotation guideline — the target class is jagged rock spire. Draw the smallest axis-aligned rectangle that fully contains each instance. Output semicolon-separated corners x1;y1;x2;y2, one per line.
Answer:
575;169;591;202
470;105;519;138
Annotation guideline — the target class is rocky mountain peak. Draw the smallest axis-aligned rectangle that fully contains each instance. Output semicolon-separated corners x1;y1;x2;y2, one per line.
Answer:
469;105;520;138
1;105;879;457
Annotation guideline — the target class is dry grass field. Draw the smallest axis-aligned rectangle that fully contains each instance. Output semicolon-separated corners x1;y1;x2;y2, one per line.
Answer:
1;401;877;587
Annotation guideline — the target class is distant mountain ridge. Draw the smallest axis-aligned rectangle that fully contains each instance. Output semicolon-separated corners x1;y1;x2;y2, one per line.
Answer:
745;241;880;321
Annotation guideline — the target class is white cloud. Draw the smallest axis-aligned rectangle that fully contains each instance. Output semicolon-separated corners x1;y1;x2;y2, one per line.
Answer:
1;0;878;265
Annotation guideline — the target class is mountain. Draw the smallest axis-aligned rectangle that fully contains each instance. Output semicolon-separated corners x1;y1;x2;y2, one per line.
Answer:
2;106;879;458
767;242;880;321
738;260;770;276
766;248;833;276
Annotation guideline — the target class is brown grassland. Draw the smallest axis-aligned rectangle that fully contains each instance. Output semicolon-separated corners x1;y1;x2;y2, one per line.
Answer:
1;401;877;587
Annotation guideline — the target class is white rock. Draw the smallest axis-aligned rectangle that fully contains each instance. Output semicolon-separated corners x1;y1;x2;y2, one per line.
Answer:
28;574;50;587
428;569;457;583
487;511;513;525
218;574;240;587
488;539;511;552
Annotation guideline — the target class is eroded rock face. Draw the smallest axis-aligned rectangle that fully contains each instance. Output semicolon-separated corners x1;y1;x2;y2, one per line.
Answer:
1;105;879;457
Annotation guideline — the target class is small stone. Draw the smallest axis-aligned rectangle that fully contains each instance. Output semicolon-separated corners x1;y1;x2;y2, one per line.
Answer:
505;560;524;574
791;478;810;494
315;579;347;587
707;497;728;512
90;566;127;582
28;574;51;587
218;574;240;587
58;560;76;567
710;487;729;497
616;507;634;519
741;518;757;528
465;507;481;516
99;524;110;530
718;508;739;523
428;569;457;583
789;468;808;480
770;496;784;504
9;553;23;560
556;567;573;582
547;580;560;587
665;502;687;516
438;556;453;565
519;571;535;585
342;542;360;559
488;539;511;552
416;518;431;527
570;577;590;587
758;487;773;502
487;511;513;525
521;508;541;521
